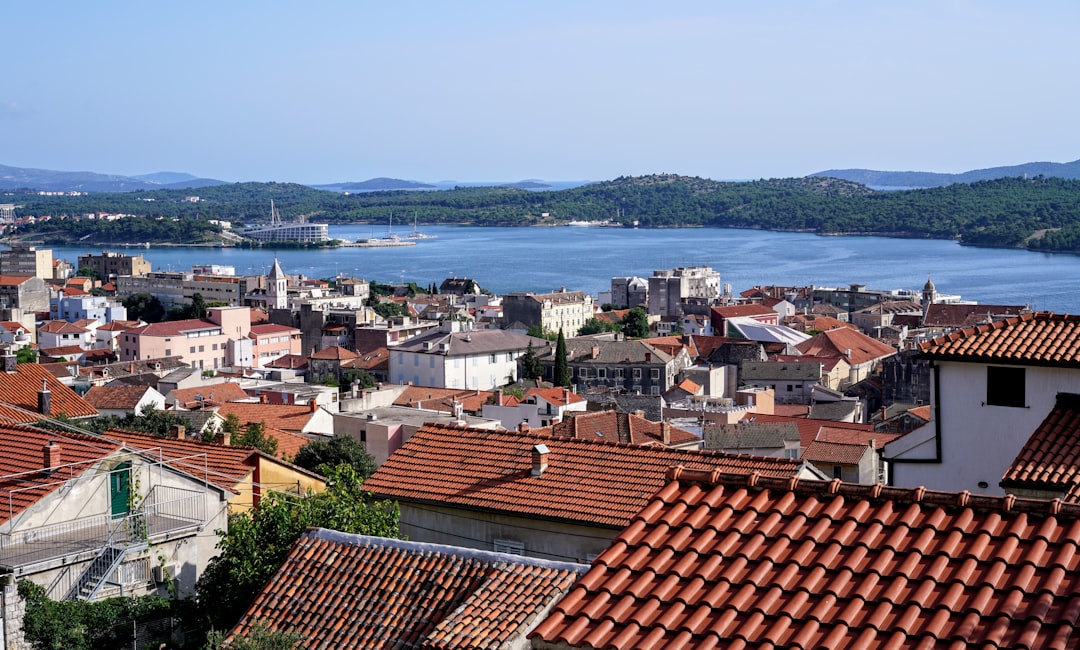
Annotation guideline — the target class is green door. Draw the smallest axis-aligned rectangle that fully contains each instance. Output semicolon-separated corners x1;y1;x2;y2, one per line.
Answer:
110;462;131;519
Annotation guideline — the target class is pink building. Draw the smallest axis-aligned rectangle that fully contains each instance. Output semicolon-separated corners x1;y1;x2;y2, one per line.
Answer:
118;307;300;371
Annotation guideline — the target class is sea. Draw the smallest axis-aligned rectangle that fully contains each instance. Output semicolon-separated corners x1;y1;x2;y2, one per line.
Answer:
45;225;1080;314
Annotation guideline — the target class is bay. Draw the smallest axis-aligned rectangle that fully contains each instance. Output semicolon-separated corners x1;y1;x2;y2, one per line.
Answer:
47;225;1079;314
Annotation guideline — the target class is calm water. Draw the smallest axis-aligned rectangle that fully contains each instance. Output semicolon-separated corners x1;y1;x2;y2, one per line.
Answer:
48;225;1079;313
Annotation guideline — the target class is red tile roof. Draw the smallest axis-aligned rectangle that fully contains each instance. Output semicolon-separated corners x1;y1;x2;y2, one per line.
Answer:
536;410;699;448
214;402;319;459
802;439;868;464
0;364;97;421
103;428;256;494
1002;393;1080;498
0;425;120;525
230;528;585;648
796;327;897;366
168;382;249;408
364;424;802;529
920;312;1080;366
309;345;358;360
83;385;153;410
248;323;297;336
711;304;775;318
263;354;307;370
531;468;1080;649
125;317;223;338
395;386;495;414
923;303;1031;328
38;320;89;334
525;387;586;407
741;413;874;448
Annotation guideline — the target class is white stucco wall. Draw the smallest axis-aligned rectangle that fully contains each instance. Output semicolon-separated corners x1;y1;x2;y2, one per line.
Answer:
888;361;1080;494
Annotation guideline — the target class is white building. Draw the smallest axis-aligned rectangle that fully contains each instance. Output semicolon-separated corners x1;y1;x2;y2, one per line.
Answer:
390;323;550;390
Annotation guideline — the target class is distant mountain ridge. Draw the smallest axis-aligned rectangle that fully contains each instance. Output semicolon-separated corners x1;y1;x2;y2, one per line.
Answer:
0;164;227;192
811;159;1080;189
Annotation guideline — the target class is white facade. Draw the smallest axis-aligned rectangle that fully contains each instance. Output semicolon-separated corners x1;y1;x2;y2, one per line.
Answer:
885;360;1080;495
50;293;128;324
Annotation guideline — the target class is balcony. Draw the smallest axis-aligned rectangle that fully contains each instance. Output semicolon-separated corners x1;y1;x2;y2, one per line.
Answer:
0;484;207;575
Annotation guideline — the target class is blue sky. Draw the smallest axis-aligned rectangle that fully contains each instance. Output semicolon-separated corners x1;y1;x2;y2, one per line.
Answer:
3;1;1078;184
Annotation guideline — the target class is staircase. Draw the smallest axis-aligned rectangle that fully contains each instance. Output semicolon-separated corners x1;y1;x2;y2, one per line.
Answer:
64;514;149;601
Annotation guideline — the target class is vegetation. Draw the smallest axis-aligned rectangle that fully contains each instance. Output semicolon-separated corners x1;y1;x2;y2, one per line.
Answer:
293;435;377;479
621;307;651;339
554;329;570;387
578;317;622;336
41;406;194;438
122;292;165;323
18;581;174;650
520;341;544;381
15;175;1080;251
202;621;302;650
223;416;278;457
16;347;37;364
194;464;399;636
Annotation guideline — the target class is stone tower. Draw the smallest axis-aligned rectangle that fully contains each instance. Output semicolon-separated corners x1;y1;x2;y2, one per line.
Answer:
268;258;288;310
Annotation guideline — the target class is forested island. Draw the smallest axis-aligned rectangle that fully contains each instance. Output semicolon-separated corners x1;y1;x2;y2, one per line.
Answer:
8;174;1080;252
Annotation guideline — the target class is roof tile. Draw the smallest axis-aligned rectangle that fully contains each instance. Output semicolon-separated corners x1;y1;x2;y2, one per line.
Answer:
921;312;1080;366
531;469;1080;648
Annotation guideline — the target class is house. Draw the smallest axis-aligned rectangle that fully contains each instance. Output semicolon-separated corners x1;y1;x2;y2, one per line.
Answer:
647;266;721;318
739;360;822;404
795;326;897;386
0;359;98;423
49;291;127;324
307;345;359;384
364;423;812;563
0;424;230;640
37;320;94;351
536;409;701;450
922;302;1031;331
83;385;165;417
704;420;802;458
334;404;501;466
438;276;483;296
885;313;1080;494
119;306;252;370
245;322;302;368
389;323;549;390
0;275;49;313
165;382;250;410
215;398;334;455
482;386;588;429
77;250;151;280
679;313;713;336
530;469;1080;649
850;299;922;332
541;339;691;396
502;289;595;337
709;303;778;336
94;320;142;351
0;322;32;350
103;427;325;512
229;528;584;648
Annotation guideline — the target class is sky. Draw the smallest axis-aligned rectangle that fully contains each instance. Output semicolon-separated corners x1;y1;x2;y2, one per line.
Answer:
3;1;1079;184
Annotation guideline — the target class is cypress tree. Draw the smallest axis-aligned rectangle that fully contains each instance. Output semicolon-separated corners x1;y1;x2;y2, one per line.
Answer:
554;328;571;387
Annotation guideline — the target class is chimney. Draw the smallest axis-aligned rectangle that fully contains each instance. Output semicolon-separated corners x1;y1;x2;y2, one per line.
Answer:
43;441;60;470
1;348;15;373
563;388;571;402
645;352;652;362
591;345;600;360
661;422;671;445
260;393;268;404
531;443;549;477
497;391;504;407
217;429;231;446
38;378;51;416
129;362;135;374
881;406;887;421
309;397;318;413
171;424;186;440
518;422;530;434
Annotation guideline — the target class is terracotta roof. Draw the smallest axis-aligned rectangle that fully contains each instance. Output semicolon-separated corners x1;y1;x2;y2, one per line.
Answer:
395;386;495;414
0;425;120;525
345;347;388;372
125;317;223;338
525;387;586;407
531;468;1080;649
38;345;85;358
103;428;257;494
168;382;249;408
0;276;31;286
1002;393;1080;497
364;424;802;529
261;424;312;460
95;320;142;332
802;439;869;464
38;320;89;334
816;425;900;448
231;528;585;648
923;303;1031;328
920;312;1080;367
0;364;97;421
83;385;153;410
0;322;24;334
735;414;873;448
309;345;359;360
536;410;699;448
248;323;298;336
711;304;775;318
216;401;317;433
796;327;897;366
263;354;307;370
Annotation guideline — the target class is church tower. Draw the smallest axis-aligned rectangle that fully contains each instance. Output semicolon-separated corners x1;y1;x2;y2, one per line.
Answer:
922;276;937;307
268;258;288;310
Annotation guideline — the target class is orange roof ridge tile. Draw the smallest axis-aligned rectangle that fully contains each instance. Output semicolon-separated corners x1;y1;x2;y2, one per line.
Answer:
665;465;1080;518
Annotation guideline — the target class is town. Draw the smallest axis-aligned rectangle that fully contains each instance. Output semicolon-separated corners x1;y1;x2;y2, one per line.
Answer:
0;243;1075;648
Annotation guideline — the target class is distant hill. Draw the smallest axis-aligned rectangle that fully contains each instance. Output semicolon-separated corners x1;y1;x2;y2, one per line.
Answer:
334;177;437;191
0;163;228;192
811;159;1080;189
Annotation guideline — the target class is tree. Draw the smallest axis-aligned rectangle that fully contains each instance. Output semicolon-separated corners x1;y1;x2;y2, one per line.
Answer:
203;620;302;650
621;307;650;339
195;464;399;634
293;435;377;480
232;421;278;457
372;301;408;319
578;317;621;336
75;266;98;280
121;292;165;323
554;328;571;387
526;324;557;341
16;347;37;364
520;341;543;380
341;368;376;390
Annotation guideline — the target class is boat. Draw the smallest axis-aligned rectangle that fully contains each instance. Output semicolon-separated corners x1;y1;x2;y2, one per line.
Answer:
405;212;436;240
380;212;401;242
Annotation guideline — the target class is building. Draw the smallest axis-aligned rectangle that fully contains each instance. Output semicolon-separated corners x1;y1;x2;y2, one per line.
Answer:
0;275;49;313
531;469;1080;648
0;245;52;279
609;276;648;309
885;312;1080;495
739;360;822;404
116;271;253;309
77;251;151;280
539;338;691;396
795;326;897;386
647;266;721;317
390;324;549;390
228;528;584;648
50;291;127;323
482;386;588;429
502;289;594;337
364;424;811;563
37;320;94;351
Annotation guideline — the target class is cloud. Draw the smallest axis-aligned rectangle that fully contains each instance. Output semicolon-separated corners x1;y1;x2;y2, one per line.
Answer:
0;101;29;119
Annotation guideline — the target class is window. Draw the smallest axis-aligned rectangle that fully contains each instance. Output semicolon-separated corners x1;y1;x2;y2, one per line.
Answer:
598;368;607;379
633;368;642;379
165;349;171;356
986;366;1025;408
787;384;794;392
650;368;660;379
198;345;205;352
212;343;218;350
490;353;497;363
189;346;195;353
493;539;524;555
579;368;589;379
615;368;625;379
